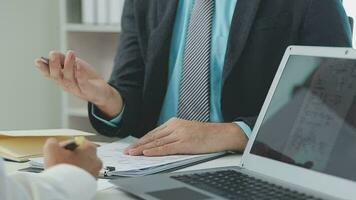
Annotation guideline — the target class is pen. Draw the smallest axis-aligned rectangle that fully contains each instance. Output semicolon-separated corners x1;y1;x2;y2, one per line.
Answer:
40;57;49;65
102;166;116;177
63;136;85;151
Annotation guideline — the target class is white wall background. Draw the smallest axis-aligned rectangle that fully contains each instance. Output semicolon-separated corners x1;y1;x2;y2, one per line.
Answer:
0;0;61;130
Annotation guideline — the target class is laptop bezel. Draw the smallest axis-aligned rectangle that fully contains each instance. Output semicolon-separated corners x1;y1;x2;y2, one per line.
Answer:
242;45;356;200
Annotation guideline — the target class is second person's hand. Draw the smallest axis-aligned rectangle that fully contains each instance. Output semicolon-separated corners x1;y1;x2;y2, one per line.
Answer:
43;138;103;177
123;118;248;156
34;51;123;118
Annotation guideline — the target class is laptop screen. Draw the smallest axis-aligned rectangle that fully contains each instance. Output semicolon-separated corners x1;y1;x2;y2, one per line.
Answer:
250;55;356;182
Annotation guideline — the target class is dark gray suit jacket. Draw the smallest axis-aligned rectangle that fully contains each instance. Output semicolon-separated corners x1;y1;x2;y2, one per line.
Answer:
89;0;353;138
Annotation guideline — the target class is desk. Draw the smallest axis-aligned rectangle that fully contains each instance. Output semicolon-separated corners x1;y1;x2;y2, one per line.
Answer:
4;154;241;200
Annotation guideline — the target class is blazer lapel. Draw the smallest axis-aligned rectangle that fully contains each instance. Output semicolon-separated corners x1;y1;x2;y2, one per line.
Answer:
222;0;261;83
145;0;178;89
143;0;178;83
142;0;178;128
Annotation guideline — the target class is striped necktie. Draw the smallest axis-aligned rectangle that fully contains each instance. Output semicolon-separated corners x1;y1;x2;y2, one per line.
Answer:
177;0;215;122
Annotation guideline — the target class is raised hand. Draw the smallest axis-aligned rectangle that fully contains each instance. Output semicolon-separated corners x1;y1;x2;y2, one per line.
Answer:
35;51;123;118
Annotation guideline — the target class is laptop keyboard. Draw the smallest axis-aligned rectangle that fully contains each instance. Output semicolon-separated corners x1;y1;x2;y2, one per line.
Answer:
172;170;324;200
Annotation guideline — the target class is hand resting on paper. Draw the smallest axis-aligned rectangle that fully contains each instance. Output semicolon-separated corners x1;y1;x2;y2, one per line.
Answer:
124;118;248;156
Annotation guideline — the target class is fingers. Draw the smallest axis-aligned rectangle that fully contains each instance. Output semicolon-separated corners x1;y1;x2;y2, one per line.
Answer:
75;59;90;92
77;139;97;153
75;139;102;177
43;137;101;178
60;138;96;153
93;158;103;177
48;51;65;81
127;134;178;156
63;51;76;80
62;51;79;89
43;138;63;169
75;58;91;80
59;139;75;148
123;124;168;154
35;51;86;97
55;138;96;154
35;58;50;77
142;143;180;156
43;138;60;155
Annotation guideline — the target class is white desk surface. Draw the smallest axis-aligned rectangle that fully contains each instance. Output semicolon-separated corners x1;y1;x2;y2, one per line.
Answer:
5;154;241;199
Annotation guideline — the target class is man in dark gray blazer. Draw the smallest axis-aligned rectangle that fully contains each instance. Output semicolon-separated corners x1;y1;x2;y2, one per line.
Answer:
36;0;352;156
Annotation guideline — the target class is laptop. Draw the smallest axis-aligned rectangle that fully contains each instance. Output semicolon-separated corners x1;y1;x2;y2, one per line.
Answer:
111;46;356;200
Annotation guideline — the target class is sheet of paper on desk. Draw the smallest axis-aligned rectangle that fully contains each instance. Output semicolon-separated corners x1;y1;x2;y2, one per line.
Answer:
97;179;116;191
30;136;226;177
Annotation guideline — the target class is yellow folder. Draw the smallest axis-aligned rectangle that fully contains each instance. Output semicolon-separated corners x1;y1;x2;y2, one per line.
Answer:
0;129;95;162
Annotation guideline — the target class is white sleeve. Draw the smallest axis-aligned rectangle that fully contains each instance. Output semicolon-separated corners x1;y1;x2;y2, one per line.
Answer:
0;159;97;200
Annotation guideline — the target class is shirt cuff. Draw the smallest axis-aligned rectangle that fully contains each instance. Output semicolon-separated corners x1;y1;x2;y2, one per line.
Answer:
91;104;125;127
234;121;252;139
40;164;97;200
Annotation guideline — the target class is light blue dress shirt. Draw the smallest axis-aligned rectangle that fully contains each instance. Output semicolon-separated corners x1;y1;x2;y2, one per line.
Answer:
92;0;252;138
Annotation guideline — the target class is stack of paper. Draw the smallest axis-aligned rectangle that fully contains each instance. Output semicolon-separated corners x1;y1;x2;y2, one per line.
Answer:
30;136;225;177
0;129;95;162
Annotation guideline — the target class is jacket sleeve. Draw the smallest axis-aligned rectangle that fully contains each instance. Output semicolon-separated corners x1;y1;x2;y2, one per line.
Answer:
234;117;258;132
299;0;352;47
1;160;96;200
89;0;145;138
235;0;353;131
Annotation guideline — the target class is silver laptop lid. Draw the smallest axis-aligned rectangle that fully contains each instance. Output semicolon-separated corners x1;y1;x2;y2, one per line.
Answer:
242;46;356;199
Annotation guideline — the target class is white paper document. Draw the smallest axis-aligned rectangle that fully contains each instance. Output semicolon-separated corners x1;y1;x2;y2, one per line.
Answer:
30;136;225;177
97;179;115;191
